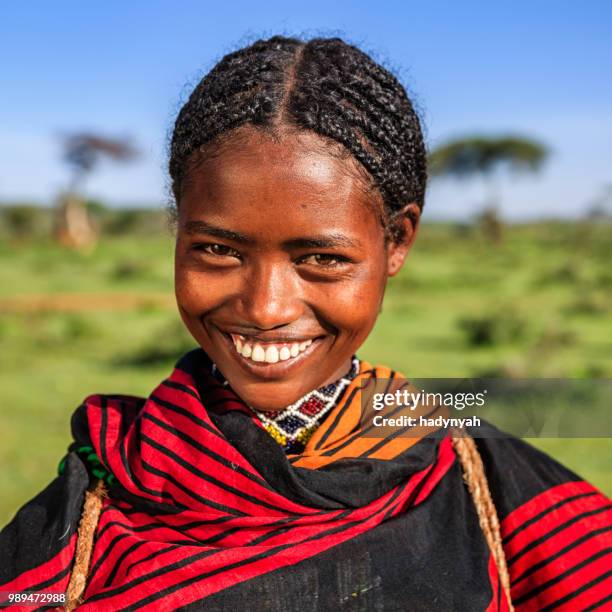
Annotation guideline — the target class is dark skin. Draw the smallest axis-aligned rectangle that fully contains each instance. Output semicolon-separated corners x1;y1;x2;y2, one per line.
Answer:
175;127;420;412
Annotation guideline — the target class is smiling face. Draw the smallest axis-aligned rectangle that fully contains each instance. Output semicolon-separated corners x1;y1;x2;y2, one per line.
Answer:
174;127;419;411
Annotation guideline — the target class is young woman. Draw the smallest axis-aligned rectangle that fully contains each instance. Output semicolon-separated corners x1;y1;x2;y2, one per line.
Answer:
1;36;610;611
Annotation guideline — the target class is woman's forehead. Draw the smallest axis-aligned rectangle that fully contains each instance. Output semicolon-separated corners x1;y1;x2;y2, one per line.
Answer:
179;129;384;233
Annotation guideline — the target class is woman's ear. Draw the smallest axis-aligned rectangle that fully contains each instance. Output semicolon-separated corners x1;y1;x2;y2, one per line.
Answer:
386;203;421;277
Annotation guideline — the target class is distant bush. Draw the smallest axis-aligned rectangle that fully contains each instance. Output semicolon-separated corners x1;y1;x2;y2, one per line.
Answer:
31;313;96;346
457;309;525;347
595;270;612;290
451;222;474;239
85;199;109;216
470;359;527;378
111;259;150;280
0;205;51;240
533;323;576;351
564;294;607;316
103;209;168;236
580;364;608;379
105;210;143;234
536;262;583;286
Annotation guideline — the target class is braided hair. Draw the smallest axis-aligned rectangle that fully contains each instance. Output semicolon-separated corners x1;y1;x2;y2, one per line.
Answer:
169;35;426;243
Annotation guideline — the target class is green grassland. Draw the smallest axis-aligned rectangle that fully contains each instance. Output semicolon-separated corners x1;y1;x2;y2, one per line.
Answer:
1;217;611;524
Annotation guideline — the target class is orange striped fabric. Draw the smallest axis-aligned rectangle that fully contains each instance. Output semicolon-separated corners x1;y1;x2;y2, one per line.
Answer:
291;360;447;469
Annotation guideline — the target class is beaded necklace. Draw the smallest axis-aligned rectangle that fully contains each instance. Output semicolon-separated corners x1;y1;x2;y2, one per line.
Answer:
210;357;360;453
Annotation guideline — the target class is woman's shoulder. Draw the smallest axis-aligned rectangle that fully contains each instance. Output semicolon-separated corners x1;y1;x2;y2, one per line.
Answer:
470;425;612;609
470;421;607;518
474;418;610;510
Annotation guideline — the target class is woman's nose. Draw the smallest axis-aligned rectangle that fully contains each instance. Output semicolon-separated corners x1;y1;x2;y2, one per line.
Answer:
237;261;303;330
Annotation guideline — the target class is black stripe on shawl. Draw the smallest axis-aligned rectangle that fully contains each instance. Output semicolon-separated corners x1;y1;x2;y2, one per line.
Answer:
89;532;131;582
139;459;248;516
507;505;612;566
512;525;612;585
582;593;612;612
161;379;201;400
124;544;182;579
515;553;611;607
140;433;293;515
99;396;109;469
104;540;148;587
502;491;599;544
72;396;183;508
142;413;269;489
149;394;225;440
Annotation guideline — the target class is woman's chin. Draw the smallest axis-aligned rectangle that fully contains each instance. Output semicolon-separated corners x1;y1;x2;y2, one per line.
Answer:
232;383;311;412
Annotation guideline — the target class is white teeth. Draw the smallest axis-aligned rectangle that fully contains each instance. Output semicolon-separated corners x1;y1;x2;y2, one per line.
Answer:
264;345;279;363
251;344;266;362
229;334;317;364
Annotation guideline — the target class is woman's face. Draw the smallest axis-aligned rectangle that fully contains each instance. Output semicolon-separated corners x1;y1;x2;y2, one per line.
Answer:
175;128;419;411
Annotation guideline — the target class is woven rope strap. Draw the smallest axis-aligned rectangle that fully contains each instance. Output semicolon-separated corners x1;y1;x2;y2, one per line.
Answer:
451;428;514;611
65;479;106;611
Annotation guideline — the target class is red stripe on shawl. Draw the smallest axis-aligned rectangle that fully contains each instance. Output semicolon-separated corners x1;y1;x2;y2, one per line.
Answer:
412;436;455;506
522;559;611;610
511;528;612;601
502;481;597;540
139;440;287;517
543;572;612;611
506;493;611;577
141;412;320;515
500;481;612;610
0;533;75;593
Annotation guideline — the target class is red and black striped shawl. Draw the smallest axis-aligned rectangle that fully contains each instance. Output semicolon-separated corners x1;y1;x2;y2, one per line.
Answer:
1;349;610;610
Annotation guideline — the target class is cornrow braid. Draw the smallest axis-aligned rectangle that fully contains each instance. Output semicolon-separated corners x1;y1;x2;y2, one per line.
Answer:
169;35;426;243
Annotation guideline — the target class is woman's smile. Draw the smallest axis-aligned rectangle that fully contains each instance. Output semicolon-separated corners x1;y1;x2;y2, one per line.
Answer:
217;327;327;380
174;126;416;411
228;333;316;363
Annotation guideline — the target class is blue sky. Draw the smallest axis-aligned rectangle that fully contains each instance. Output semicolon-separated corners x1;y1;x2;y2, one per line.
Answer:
1;1;611;219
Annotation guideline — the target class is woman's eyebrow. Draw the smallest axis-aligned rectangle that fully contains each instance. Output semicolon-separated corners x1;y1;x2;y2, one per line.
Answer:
183;221;360;249
183;221;253;244
283;234;361;249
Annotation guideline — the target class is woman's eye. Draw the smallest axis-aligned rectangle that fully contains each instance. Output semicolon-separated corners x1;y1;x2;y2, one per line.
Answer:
194;243;240;259
299;254;348;267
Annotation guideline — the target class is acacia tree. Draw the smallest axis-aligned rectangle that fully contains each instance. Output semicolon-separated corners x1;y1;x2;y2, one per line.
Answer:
56;133;138;248
428;135;549;242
